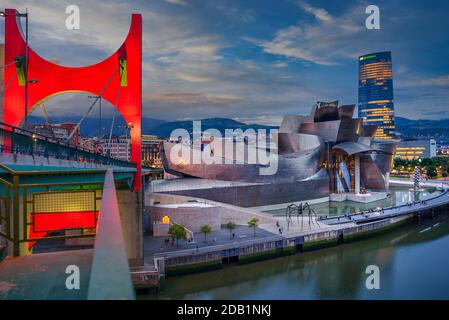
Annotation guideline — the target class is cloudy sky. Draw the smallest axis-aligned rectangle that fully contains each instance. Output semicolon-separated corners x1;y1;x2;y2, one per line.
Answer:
2;0;449;125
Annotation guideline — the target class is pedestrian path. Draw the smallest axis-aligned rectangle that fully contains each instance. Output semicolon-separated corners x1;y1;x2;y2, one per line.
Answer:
319;191;449;226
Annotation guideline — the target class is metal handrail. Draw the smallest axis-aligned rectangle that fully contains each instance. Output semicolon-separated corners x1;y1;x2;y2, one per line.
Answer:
0;122;136;168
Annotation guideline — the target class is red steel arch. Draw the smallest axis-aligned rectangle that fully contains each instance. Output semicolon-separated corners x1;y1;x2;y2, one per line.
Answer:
3;8;142;189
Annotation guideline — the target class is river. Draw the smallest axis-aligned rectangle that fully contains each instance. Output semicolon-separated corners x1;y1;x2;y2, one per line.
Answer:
145;210;449;300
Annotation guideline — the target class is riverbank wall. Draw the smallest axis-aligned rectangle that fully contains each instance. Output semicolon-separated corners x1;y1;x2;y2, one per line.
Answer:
153;200;449;279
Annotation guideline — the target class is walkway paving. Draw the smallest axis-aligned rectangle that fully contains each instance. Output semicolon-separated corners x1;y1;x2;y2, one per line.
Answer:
259;216;329;236
143;179;449;267
144;190;449;264
319;191;449;225
390;177;449;189
144;225;277;262
0;249;93;300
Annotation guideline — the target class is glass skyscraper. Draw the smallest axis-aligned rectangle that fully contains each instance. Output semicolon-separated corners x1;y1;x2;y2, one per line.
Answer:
358;51;396;140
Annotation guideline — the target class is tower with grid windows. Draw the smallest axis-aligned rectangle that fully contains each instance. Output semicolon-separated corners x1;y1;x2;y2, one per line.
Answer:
358;51;396;140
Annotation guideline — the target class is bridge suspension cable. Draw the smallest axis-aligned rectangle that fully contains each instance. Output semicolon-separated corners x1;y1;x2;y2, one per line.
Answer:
38;103;50;125
66;64;121;143
0;69;18;97
0;59;20;69
106;64;124;157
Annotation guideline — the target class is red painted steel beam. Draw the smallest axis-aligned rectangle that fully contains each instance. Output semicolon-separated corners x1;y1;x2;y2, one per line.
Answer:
3;9;142;189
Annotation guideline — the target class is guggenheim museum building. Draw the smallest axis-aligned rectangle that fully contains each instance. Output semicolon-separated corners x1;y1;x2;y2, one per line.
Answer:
153;101;396;210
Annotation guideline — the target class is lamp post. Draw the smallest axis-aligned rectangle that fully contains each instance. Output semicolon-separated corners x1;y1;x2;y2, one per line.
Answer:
88;95;102;138
125;122;133;161
0;9;29;128
117;122;133;161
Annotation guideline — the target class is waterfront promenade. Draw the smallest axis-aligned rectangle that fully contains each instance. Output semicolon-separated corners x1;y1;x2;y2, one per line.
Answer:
390;177;449;189
0;249;93;299
144;187;449;279
319;191;449;225
144;225;279;261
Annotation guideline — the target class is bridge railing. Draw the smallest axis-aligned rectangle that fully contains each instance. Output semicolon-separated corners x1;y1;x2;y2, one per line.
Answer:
0;122;136;169
87;170;135;300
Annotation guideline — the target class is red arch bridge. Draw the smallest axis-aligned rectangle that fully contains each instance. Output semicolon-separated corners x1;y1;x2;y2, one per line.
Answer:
0;9;149;290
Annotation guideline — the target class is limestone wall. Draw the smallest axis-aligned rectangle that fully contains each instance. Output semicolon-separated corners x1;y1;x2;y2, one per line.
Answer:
150;205;222;232
147;193;275;234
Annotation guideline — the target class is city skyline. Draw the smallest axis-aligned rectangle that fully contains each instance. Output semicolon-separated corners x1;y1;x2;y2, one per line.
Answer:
1;0;449;125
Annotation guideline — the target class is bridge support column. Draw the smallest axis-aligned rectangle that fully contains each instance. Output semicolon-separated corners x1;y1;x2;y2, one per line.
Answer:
9;177;30;257
117;189;143;266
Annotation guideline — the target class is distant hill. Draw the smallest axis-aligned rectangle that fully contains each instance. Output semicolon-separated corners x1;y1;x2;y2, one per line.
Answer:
27;115;277;138
146;118;279;138
29;114;449;143
396;116;449;143
28;115;166;137
396;116;449;127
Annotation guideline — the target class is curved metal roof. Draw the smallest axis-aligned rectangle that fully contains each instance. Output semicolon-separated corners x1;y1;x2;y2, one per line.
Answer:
338;105;356;119
333;142;392;156
361;125;378;138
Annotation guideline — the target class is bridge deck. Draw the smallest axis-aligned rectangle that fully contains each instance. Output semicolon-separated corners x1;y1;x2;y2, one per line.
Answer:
0;163;136;189
0;249;93;300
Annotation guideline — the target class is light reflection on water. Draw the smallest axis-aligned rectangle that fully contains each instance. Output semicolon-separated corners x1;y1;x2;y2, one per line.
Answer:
145;212;449;300
140;186;449;300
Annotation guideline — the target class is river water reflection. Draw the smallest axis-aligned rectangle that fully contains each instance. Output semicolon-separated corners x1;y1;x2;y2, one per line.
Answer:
147;211;449;300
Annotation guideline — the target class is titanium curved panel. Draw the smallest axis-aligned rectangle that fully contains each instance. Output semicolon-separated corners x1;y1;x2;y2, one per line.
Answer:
336;118;362;142
313;106;340;122
338;105;356;119
357;137;372;146
333;142;374;156
299;119;361;143
279;115;311;133
162;141;324;183
333;141;389;156
360;154;387;191
273;133;322;154
361;125;378;138
299;120;341;142
371;141;397;174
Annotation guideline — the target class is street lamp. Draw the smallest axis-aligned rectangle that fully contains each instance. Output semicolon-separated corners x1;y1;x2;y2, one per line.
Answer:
118;122;133;161
0;9;30;128
126;122;133;161
88;95;102;138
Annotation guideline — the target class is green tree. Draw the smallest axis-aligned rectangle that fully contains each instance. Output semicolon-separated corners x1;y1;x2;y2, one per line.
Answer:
168;224;187;246
247;218;259;238
224;221;236;240
200;224;212;242
427;165;438;178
